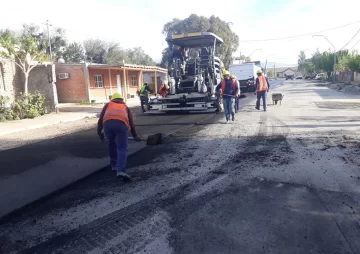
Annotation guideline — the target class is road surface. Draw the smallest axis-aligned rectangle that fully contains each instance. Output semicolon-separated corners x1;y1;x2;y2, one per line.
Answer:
2;79;360;254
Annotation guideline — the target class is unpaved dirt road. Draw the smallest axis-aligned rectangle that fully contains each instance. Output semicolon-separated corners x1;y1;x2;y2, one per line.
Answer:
1;80;360;254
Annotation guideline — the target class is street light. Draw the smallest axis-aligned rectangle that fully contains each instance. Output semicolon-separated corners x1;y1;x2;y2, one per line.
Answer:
313;35;336;82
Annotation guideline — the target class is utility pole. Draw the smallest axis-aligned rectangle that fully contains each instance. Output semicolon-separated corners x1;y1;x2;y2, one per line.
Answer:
45;20;52;61
239;51;241;64
274;62;276;78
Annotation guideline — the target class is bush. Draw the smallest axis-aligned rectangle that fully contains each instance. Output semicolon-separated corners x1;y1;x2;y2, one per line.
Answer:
0;93;48;121
0;95;10;113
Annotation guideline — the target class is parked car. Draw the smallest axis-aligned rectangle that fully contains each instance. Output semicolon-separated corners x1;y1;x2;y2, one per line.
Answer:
305;73;316;79
296;75;303;79
285;74;294;80
315;73;326;80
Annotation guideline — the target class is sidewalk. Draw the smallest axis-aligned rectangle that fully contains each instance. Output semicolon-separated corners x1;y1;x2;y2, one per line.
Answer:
0;100;140;137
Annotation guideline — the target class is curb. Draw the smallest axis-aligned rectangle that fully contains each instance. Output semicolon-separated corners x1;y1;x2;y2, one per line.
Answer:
0;113;98;137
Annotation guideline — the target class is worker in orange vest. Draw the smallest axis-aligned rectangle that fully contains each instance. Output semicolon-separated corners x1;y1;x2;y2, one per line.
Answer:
254;70;270;111
97;93;141;180
216;70;239;123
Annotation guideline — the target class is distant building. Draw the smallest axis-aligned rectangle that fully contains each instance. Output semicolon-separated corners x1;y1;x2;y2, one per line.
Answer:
272;67;299;78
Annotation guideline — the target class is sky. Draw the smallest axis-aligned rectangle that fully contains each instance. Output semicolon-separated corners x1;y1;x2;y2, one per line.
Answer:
1;0;360;66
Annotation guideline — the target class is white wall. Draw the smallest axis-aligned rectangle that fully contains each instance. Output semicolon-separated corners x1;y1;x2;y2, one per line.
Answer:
354;72;360;83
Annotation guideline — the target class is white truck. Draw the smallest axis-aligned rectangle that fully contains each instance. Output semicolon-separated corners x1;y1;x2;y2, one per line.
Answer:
229;63;262;92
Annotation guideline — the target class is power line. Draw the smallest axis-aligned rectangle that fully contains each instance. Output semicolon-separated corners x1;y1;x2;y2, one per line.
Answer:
240;20;360;43
340;27;360;50
350;39;360;51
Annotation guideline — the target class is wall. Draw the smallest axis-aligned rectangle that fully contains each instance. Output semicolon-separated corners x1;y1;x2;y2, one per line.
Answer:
55;64;88;103
354;72;360;83
0;58;23;103
26;64;58;109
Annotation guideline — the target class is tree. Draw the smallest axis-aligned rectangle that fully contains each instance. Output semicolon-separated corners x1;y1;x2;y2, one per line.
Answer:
83;39;107;63
161;14;239;69
298;51;306;65
311;50;334;77
22;23;67;61
126;47;155;65
0;29;47;96
347;53;360;73
334;50;350;72
62;42;85;63
103;42;128;65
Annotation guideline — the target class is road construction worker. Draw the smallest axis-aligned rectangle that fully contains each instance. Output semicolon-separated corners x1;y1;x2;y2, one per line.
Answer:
216;70;239;123
230;74;241;113
139;83;153;113
97;92;141;180
159;82;170;98
254;70;270;111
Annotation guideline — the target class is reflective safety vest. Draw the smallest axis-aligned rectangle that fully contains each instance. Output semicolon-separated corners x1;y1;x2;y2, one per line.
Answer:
140;85;147;96
103;101;130;130
221;79;236;98
257;76;268;92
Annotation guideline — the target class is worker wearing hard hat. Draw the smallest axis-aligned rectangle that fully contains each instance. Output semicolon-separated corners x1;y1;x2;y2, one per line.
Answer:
230;74;241;113
97;93;141;180
139;83;153;113
216;70;239;123
254;70;270;111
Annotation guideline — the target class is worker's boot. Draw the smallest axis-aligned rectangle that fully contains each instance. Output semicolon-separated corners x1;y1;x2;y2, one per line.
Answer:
117;172;132;181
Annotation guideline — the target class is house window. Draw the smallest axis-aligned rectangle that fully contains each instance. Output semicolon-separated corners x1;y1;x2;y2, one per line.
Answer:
94;75;103;88
131;75;137;87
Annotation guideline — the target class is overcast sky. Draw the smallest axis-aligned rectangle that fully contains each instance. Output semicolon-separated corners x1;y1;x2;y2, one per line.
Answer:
1;0;360;65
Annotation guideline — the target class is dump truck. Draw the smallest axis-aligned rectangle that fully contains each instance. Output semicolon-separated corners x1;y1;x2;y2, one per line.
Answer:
149;32;224;112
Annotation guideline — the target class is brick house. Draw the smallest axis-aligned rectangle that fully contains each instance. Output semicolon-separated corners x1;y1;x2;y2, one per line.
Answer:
55;63;167;103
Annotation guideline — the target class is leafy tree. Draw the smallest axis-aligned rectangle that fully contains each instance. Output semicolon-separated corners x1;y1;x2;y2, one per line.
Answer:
62;42;85;63
103;42;128;65
298;51;306;65
51;28;67;59
22;24;66;61
311;50;334;76
126;47;155;65
0;29;47;96
347;53;360;73
161;14;239;69
334;50;350;72
84;39;107;63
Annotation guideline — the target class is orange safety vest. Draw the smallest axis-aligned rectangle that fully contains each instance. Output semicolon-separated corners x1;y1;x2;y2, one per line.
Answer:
221;79;236;98
103;101;130;130
257;76;268;92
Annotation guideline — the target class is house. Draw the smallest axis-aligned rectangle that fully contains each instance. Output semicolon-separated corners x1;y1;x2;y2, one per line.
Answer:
55;63;167;103
273;67;298;78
